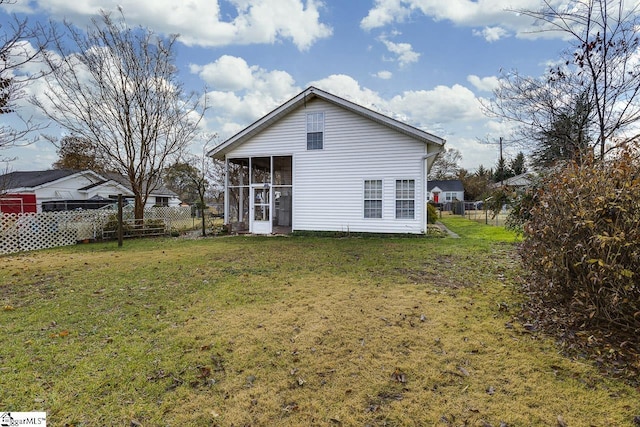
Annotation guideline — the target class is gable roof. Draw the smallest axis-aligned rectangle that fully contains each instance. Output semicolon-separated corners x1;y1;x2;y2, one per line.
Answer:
0;169;103;189
427;180;464;192
101;172;177;197
1;169;88;189
489;172;534;189
208;86;446;160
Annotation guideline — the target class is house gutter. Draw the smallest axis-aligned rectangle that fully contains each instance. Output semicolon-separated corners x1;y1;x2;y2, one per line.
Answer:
422;149;444;233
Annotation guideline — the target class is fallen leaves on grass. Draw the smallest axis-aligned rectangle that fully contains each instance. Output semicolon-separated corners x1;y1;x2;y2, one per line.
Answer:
49;330;70;338
390;368;406;383
282;402;299;413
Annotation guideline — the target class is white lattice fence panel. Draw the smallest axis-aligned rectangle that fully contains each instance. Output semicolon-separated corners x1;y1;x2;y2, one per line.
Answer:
145;206;192;229
0;211;111;255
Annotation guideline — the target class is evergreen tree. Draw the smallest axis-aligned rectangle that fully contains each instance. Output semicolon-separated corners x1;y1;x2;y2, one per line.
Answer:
510;152;527;176
532;94;591;169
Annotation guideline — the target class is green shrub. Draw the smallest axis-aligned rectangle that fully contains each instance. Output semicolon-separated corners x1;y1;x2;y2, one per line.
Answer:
427;203;438;224
505;187;537;234
521;151;640;339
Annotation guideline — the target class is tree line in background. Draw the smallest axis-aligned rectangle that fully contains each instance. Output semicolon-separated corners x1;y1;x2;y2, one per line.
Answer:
428;147;527;202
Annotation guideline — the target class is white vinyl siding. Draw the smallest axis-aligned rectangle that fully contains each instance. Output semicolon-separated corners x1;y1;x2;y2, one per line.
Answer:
223;98;428;234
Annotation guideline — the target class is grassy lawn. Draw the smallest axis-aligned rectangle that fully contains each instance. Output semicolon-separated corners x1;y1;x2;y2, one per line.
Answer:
1;221;638;426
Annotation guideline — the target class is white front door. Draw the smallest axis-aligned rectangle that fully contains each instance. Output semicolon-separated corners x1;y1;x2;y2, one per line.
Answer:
250;186;272;234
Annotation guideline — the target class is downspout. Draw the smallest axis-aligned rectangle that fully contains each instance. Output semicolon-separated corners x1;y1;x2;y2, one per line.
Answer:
224;157;229;226
422;149;443;233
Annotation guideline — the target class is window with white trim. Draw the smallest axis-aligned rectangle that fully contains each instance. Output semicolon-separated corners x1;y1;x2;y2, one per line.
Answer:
155;196;169;207
364;180;383;219
445;192;458;202
395;179;415;219
306;112;324;150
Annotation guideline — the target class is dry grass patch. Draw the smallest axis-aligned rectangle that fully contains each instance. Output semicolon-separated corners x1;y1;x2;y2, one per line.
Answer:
1;234;639;426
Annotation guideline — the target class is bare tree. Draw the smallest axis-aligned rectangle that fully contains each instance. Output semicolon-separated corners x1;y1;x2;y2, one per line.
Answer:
428;147;462;180
1;0;53;156
486;0;640;160
33;10;207;220
165;137;221;237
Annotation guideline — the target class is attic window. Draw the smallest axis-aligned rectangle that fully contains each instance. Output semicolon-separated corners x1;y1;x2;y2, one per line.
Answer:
306;112;324;150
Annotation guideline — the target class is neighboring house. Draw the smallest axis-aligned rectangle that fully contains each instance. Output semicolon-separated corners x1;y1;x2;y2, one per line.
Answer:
0;169;181;213
489;172;534;190
208;86;445;235
427;180;465;205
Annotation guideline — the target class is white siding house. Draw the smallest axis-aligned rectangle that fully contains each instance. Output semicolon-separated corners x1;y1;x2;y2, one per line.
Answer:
209;87;445;234
427;180;465;205
0;169;181;212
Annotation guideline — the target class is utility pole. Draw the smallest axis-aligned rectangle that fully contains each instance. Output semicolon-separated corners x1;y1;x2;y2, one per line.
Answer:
499;137;504;186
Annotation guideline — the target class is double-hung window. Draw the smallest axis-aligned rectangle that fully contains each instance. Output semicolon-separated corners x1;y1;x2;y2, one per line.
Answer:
155;196;169;207
364;180;383;219
395;179;415;219
307;112;324;150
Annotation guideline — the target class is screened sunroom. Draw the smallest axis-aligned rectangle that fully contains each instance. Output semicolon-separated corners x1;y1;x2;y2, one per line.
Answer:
226;156;292;234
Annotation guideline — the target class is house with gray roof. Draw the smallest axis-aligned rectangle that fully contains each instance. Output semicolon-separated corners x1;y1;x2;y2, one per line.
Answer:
0;169;180;213
427;180;465;205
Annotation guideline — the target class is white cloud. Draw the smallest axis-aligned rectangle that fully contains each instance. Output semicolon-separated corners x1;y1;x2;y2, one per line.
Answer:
379;36;420;67
193;55;297;99
389;84;485;124
360;0;410;30
467;75;499;92
307;74;387;112
194;55;299;137
190;56;254;92
27;0;332;51
447;136;499;169
360;0;575;41
472;26;508;42
375;70;393;79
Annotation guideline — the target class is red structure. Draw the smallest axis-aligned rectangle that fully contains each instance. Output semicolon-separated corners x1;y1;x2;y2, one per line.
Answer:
0;194;37;213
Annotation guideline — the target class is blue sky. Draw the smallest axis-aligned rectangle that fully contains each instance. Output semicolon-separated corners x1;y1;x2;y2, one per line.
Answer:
1;0;574;171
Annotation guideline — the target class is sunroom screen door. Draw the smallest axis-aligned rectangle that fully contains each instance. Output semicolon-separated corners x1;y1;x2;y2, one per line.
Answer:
250;186;271;234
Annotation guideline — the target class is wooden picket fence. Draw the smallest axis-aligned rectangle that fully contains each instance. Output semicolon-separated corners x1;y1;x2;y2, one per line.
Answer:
0;206;192;255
